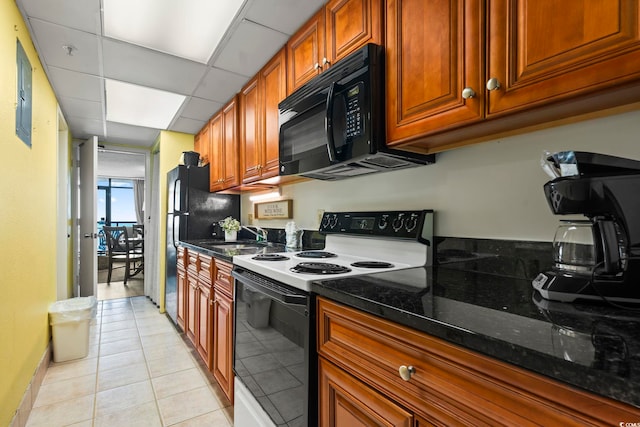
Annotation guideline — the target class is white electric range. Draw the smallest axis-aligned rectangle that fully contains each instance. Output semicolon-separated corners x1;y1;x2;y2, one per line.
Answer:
233;234;433;288
231;210;434;427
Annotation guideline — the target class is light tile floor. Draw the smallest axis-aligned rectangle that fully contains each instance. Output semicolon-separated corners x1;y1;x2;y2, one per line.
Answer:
26;296;233;427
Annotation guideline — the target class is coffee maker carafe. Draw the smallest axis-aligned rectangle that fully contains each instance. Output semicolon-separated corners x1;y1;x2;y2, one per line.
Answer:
532;151;640;303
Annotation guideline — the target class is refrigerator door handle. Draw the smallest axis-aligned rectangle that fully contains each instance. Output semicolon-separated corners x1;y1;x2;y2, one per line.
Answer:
184;171;190;215
173;178;180;214
173;215;180;249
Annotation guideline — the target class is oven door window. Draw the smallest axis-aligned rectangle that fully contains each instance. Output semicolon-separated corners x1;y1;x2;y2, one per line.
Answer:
234;280;309;426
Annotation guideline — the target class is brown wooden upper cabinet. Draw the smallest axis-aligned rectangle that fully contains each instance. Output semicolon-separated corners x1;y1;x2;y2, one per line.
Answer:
209;96;240;192
240;48;287;184
487;0;640;116
287;0;383;93
385;0;484;147
194;123;210;166
386;0;640;152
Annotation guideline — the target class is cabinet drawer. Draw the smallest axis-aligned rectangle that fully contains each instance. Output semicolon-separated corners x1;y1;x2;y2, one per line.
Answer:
177;247;187;270
198;253;213;284
187;252;199;274
317;297;639;426
214;259;233;297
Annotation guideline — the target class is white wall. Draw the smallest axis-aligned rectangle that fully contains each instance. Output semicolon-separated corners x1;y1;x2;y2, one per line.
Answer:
241;109;640;242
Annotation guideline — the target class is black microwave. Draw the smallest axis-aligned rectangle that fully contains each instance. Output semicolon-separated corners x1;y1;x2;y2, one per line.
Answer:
278;43;435;181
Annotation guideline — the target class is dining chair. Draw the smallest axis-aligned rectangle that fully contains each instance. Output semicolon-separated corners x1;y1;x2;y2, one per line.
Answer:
102;226;144;285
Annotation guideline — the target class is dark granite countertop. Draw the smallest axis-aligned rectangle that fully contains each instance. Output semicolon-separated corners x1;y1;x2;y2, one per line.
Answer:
311;260;640;409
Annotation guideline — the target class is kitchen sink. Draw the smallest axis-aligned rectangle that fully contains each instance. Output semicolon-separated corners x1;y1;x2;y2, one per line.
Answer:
210;244;261;250
183;239;284;256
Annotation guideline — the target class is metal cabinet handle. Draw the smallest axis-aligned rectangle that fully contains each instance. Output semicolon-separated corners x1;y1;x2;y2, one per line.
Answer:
461;87;476;99
486;78;501;91
322;57;330;67
398;365;416;381
314;62;321;70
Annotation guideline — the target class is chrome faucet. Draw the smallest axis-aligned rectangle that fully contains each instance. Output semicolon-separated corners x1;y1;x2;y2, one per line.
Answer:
241;225;267;242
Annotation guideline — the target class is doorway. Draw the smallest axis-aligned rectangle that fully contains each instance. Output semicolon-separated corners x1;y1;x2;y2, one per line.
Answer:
96;149;147;300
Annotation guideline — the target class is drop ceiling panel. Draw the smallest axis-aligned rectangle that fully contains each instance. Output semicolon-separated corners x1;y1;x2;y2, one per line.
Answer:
194;67;248;103
245;0;324;35
58;97;103;121
102;0;244;64
102;39;208;95
68;118;105;140
47;67;102;101
16;0;329;149
213;20;289;77
98;151;146;179
180;97;223;121
106;122;161;144
20;0;101;34
29;19;100;74
170;117;207;135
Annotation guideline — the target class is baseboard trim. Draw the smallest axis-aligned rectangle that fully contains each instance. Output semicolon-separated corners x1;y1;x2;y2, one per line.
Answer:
10;343;52;427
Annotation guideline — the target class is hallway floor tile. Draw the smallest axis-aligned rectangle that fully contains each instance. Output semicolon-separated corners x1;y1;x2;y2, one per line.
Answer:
26;296;233;427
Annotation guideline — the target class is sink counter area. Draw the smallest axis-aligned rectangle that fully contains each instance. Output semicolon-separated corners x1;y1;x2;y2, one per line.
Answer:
180;239;287;262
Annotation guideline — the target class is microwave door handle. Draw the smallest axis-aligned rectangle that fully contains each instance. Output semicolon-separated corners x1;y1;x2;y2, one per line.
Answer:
325;81;339;163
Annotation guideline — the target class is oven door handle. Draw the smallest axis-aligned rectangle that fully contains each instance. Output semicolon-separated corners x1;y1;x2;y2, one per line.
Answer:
232;269;308;306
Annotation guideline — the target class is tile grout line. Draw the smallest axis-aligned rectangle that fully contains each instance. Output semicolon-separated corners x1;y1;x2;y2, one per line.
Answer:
91;299;104;427
133;297;168;426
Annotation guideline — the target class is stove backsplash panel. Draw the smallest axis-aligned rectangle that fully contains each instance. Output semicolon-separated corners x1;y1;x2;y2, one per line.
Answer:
436;237;552;280
238;227;551;280
238;227;326;250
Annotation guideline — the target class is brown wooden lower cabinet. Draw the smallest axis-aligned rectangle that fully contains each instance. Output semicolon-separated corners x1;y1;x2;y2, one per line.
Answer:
196;281;213;369
317;297;640;426
319;357;413;427
185;274;198;345
213;259;234;403
177;247;234;404
213;287;233;402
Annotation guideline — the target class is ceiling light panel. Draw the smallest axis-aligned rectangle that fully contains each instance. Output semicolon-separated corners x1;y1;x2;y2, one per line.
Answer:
105;79;186;129
103;0;244;64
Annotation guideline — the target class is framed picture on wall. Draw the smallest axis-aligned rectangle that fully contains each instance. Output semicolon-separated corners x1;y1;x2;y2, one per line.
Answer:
254;200;293;219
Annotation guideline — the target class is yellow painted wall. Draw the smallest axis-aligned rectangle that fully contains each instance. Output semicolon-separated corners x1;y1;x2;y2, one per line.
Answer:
155;131;194;312
0;2;61;425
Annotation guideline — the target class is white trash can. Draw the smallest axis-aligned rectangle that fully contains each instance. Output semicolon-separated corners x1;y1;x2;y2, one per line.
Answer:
49;296;97;362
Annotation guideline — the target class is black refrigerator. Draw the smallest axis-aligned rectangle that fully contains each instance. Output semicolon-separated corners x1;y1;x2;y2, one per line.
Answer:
165;164;240;326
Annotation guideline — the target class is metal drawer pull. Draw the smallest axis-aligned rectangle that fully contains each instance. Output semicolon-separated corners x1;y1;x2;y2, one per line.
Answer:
461;87;476;99
486;78;501;91
398;365;416;381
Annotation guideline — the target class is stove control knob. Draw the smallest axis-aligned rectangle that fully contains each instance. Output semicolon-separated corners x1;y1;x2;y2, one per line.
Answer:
378;216;389;230
405;215;418;233
392;215;404;232
321;215;330;228
328;214;338;229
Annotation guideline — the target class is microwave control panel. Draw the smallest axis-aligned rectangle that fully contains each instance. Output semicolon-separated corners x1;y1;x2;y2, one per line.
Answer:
345;83;364;138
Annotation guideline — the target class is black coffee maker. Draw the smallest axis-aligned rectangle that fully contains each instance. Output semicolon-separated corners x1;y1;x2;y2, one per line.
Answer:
532;151;640;303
